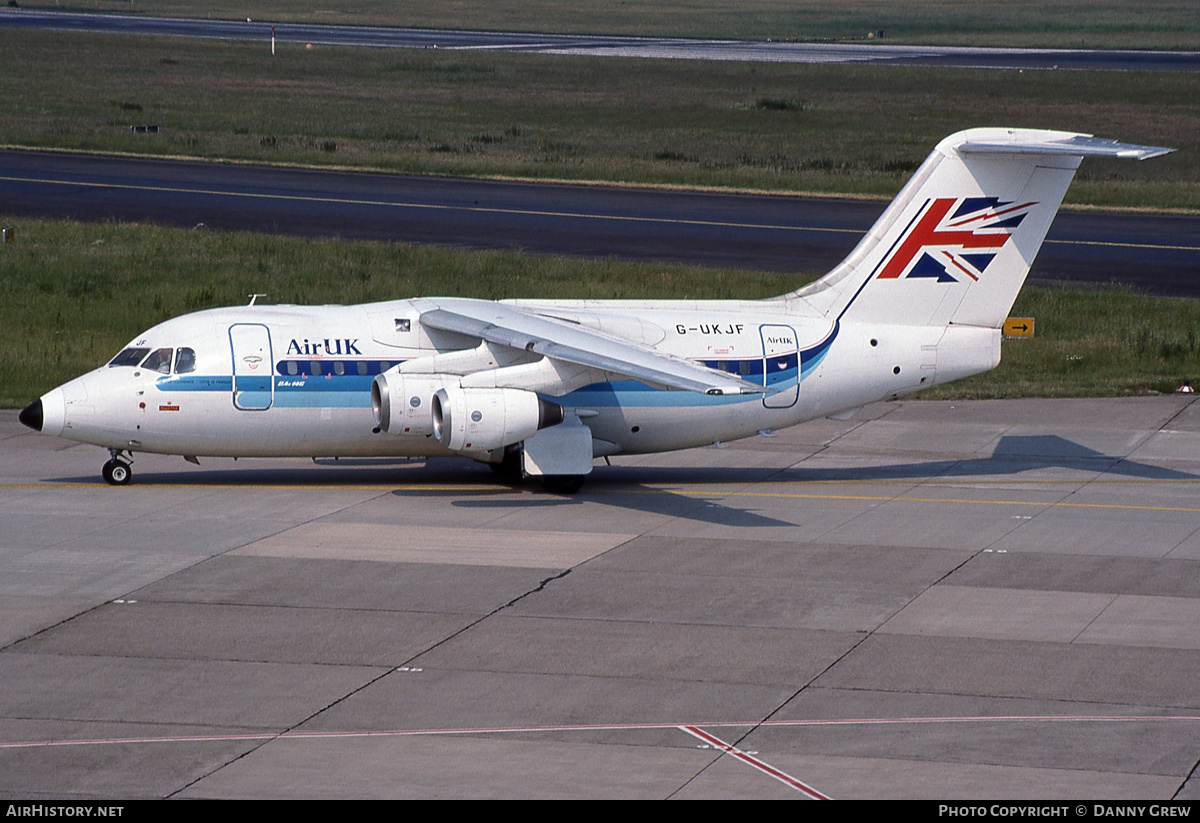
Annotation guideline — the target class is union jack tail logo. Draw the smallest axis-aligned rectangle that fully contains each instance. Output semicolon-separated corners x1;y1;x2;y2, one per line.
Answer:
876;197;1037;283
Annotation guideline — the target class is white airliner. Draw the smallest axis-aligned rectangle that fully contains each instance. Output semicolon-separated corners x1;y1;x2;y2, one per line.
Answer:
18;128;1171;492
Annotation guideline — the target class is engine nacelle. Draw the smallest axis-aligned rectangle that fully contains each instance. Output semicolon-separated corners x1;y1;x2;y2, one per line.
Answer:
372;372;457;435
432;385;564;454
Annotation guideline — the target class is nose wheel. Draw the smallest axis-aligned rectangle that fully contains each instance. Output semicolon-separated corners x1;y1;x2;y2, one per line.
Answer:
102;452;133;486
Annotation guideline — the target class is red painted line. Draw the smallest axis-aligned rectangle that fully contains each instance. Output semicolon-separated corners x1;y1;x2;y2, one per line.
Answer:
941;249;980;281
946;201;1037;228
680;725;830;799
758;714;1200;728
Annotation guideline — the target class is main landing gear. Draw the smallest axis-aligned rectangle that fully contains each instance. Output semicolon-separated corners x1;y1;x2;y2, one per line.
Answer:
102;450;133;486
488;447;586;494
538;475;585;495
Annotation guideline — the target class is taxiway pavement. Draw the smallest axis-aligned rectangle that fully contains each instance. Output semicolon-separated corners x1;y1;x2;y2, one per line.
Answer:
2;398;1200;798
4;10;1200;72
4;150;1198;297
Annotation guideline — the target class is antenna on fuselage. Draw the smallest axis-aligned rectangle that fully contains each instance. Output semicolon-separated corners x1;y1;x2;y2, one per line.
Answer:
248;294;268;306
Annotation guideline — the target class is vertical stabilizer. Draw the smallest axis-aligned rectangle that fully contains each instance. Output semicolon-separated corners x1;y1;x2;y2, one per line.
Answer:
784;129;1172;330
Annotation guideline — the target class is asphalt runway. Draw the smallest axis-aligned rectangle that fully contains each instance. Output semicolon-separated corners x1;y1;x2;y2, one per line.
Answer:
3;398;1200;799
4;150;1200;296
4;9;1200;72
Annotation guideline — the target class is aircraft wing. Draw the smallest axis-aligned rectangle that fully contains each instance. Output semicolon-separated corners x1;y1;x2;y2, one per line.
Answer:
420;300;767;396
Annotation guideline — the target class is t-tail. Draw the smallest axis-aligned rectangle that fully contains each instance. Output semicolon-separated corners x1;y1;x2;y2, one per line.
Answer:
787;128;1171;328
783;128;1172;391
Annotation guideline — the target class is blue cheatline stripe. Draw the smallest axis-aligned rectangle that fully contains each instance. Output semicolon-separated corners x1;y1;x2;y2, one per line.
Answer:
701;358;764;380
274;374;373;407
558;381;757;408
233;376;272;393
157;374;775;410
156;375;233;392
274;375;376;393
153;339;832;411
159;373;376;409
801;327;835;374
274;392;370;409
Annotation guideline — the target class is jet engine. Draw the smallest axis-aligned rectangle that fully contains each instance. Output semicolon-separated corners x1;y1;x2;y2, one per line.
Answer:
372;373;453;435
374;373;565;455
432;385;564;454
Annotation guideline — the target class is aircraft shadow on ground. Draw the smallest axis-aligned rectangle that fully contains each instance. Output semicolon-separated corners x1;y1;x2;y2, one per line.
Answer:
438;473;794;528
44;435;1199;529
582;435;1200;489
777;434;1200;484
411;434;1200;528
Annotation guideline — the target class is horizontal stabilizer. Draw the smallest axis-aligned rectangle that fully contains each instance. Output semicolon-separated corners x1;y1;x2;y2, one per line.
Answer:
958;134;1174;161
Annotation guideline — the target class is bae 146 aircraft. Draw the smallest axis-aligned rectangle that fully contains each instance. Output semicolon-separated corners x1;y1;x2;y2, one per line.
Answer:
18;128;1172;492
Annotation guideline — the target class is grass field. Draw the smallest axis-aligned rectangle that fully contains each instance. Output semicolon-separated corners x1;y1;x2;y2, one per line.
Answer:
3;218;1198;408
2;29;1198;209
16;1;1200;49
2;16;1197;407
0;218;800;407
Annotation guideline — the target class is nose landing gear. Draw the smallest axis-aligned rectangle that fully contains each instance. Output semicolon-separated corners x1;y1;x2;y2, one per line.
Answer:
102;450;133;486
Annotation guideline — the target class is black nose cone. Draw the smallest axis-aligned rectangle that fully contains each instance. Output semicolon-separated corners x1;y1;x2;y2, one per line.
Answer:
18;399;43;432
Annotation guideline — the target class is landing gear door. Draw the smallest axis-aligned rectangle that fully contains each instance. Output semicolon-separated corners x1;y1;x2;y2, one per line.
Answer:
230;323;274;410
760;324;799;409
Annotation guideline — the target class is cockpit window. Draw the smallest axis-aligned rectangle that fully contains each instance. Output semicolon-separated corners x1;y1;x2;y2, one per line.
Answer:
174;347;196;374
141;348;173;374
109;348;150;368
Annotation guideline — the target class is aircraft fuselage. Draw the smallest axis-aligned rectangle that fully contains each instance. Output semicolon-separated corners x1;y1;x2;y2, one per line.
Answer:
21;129;1171;488
34;296;976;460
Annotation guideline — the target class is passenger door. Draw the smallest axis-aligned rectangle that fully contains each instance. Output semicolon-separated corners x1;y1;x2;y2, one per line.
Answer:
760;324;799;409
229;323;274;410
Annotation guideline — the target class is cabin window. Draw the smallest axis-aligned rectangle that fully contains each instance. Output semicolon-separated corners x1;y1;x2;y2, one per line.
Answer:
380;361;391;372
174;347;196;374
310;361;322;375
286;361;298;376
141;348;173;374
357;361;368;375
333;361;345;376
108;348;150;368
